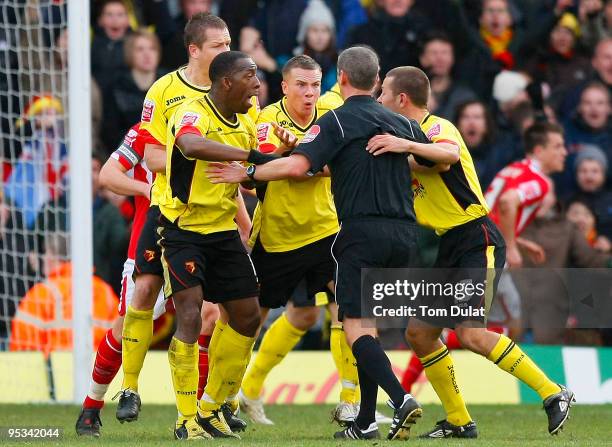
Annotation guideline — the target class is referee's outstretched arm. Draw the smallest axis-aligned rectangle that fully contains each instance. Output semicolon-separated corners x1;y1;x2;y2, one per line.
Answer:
207;153;312;184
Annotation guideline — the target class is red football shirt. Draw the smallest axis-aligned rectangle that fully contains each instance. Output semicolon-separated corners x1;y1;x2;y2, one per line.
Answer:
486;158;550;236
110;124;155;259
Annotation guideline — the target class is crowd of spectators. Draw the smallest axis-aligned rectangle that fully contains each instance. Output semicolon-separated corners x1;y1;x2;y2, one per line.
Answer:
1;0;611;349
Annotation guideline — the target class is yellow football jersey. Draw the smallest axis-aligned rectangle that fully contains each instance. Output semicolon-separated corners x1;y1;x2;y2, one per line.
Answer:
412;114;489;235
249;92;342;252
159;95;257;235
141;66;259;205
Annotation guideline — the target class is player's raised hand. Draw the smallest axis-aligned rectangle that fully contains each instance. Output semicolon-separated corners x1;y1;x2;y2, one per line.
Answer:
367;134;411;155
207;161;247;184
272;122;298;149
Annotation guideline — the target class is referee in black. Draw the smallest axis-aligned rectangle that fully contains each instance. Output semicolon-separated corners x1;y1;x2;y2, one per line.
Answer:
207;46;430;441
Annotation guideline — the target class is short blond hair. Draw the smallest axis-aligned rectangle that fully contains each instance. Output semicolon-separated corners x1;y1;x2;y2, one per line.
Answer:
124;29;161;69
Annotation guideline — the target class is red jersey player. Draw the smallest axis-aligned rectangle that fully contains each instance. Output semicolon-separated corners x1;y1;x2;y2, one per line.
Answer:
486;122;567;267
75;124;168;436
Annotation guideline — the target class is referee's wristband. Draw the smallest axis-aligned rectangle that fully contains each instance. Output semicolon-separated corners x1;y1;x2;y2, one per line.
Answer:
247;150;279;165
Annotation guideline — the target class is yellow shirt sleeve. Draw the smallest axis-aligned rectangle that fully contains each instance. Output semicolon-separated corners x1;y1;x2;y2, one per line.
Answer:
140;77;170;145
318;83;344;110
425;117;460;147
173;101;212;158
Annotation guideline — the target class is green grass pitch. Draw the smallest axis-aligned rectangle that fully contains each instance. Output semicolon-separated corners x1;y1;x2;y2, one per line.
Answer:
0;403;610;446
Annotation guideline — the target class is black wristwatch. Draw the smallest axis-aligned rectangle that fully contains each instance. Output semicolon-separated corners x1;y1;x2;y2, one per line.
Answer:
246;165;257;181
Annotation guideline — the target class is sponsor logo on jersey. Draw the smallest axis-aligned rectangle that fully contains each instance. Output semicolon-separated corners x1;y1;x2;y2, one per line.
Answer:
184;261;196;274
301;125;320;143
141;99;155;123
180;112;199;127
165;95;186;106
257;123;271;142
426;123;441;139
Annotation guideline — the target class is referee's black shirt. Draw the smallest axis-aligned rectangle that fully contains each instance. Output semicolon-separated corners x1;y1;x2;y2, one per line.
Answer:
294;95;429;222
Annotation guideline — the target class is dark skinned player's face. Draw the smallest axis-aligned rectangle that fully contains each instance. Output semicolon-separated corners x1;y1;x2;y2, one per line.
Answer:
226;58;260;114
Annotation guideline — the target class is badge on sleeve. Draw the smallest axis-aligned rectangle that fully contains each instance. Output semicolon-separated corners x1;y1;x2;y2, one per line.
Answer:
141;99;155;123
426;123;441;140
180;112;200;127
301;125;320;143
257;123;271;143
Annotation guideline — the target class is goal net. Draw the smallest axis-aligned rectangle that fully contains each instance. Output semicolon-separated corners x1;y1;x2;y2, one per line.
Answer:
0;0;90;403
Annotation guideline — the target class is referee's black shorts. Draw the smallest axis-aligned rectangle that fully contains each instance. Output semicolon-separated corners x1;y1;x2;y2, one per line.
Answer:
157;216;259;303
332;218;418;319
134;205;164;277
251;234;335;309
420;216;506;327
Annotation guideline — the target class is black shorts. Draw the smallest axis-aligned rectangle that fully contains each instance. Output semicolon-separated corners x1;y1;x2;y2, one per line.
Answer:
332;218;418;319
419;216;506;326
251;234;335;309
134;206;163;277
158;218;259;303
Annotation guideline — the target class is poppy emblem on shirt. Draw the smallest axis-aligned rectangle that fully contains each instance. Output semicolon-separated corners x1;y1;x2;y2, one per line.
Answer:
141;100;155;123
426;123;441;140
144;250;156;262
301;125;320;143
185;261;196;274
180;112;200;127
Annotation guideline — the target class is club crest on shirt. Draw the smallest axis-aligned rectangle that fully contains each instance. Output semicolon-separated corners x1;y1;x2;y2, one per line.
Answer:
301;125;320;143
180;112;200;127
411;177;426;198
143;249;156;262
184;261;196;274
426;123;441;140
141;99;155;123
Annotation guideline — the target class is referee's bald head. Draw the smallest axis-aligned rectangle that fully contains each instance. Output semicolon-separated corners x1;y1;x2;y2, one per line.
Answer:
337;46;379;91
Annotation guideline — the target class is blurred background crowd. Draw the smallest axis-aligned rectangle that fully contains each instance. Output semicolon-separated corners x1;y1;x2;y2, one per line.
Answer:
1;0;611;351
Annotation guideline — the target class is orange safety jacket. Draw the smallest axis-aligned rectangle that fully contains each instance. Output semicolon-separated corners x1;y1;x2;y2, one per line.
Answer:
9;262;118;356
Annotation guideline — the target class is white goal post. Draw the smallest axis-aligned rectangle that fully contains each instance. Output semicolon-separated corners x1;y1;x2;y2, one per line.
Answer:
68;0;93;403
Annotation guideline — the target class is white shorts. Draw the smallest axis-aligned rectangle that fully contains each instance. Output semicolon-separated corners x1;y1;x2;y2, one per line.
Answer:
118;258;167;320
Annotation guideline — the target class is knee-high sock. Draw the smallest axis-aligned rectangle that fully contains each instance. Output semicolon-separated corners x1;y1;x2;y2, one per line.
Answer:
197;334;211;400
354;362;377;429
331;324;359;404
84;328;122;409
200;323;256;411
168;337;199;419
420;345;472;426
487;334;560;400
352;335;405;408
121;305;153;391
241;313;305;400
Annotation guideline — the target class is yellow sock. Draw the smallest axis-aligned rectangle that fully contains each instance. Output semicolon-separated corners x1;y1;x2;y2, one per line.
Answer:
205;320;226;386
200;323;255;411
121;305;154;391
241;313;305;400
331;324;358;404
421;345;472;426
168;337;199;419
487;334;560;400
